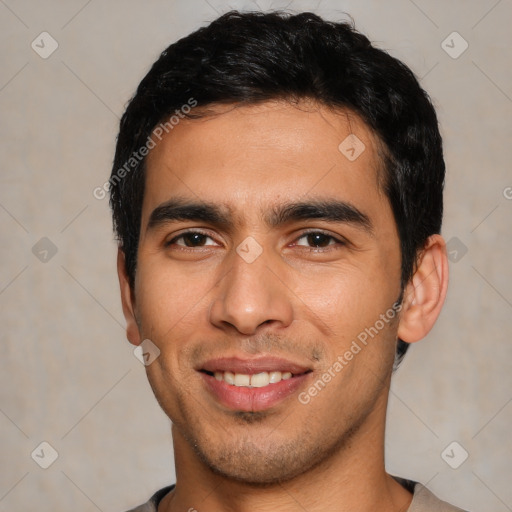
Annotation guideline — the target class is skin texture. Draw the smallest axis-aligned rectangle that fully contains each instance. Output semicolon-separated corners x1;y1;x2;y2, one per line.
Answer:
118;100;449;512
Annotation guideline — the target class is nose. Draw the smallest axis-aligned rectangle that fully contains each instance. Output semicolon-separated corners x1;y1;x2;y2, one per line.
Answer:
209;249;294;335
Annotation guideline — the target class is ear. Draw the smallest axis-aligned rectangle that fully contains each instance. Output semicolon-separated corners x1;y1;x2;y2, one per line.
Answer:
397;234;449;343
117;248;142;346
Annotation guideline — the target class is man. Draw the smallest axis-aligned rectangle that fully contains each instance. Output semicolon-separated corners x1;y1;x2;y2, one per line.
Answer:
109;10;466;512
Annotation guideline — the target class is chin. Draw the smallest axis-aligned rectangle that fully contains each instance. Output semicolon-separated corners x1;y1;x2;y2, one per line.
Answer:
205;457;310;486
189;431;333;486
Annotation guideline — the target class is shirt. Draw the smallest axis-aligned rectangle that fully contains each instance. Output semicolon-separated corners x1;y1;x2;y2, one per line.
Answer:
125;478;468;511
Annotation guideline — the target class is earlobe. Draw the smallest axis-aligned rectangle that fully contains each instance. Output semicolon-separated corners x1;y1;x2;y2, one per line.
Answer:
397;234;449;344
117;248;142;346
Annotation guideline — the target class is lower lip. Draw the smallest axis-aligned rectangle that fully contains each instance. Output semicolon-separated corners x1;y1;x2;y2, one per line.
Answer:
200;372;310;412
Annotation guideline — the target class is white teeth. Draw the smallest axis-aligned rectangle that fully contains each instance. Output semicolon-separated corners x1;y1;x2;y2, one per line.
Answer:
224;371;235;385
212;370;295;387
250;372;270;388
234;373;251;386
269;371;281;383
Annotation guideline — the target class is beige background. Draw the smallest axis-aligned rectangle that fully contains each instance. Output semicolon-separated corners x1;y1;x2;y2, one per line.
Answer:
0;0;511;511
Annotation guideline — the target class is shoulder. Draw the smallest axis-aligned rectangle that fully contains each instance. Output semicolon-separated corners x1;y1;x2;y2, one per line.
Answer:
409;482;468;512
123;485;175;512
125;481;470;512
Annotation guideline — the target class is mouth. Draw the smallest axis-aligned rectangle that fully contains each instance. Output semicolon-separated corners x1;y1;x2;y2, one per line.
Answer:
203;369;295;387
198;357;313;412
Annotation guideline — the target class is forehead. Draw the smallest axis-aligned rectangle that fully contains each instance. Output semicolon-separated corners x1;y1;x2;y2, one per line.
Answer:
142;100;389;227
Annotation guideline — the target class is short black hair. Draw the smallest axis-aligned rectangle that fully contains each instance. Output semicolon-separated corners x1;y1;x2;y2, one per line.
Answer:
109;10;445;365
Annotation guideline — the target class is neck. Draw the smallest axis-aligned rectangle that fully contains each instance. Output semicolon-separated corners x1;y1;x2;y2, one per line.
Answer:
160;393;412;512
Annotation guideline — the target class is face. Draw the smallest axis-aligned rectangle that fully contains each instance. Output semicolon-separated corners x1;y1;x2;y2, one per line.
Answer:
125;100;403;484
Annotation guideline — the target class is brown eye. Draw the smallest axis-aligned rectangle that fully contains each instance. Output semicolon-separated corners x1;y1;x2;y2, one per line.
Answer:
295;232;339;248
168;231;216;247
308;233;332;247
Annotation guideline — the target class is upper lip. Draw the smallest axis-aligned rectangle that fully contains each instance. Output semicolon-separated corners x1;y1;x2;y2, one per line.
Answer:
199;356;311;375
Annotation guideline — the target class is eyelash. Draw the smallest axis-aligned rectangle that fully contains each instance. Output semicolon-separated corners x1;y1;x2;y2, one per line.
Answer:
165;229;347;251
294;230;347;250
165;230;216;249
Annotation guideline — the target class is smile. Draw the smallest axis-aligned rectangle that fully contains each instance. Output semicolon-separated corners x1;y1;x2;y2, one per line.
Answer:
207;370;294;387
198;357;313;412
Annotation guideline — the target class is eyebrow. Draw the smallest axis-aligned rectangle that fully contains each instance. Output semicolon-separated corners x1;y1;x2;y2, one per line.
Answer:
266;200;373;235
147;198;374;235
147;199;231;230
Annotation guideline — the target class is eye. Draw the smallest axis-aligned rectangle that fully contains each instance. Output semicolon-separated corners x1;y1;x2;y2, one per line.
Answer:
294;231;344;249
167;231;217;248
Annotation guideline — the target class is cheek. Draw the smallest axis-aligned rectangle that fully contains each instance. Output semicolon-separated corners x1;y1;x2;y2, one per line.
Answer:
292;261;399;346
134;258;211;337
292;263;373;314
